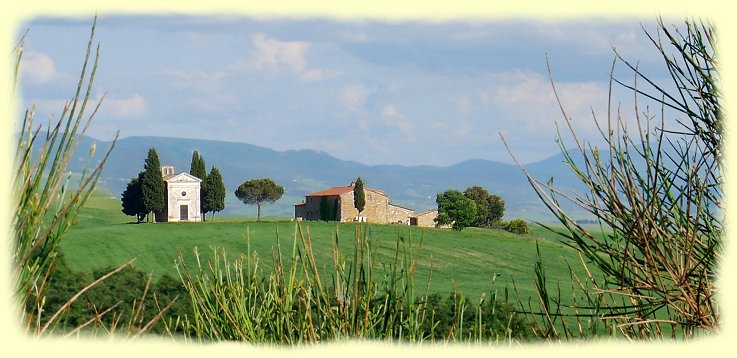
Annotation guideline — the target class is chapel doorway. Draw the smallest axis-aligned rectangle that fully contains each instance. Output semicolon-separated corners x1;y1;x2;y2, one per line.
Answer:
180;204;188;221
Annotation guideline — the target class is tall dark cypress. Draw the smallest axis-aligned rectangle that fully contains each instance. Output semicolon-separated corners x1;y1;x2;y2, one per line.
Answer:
189;150;208;219
141;148;165;222
203;166;226;221
353;177;366;216
189;151;201;177
121;172;146;223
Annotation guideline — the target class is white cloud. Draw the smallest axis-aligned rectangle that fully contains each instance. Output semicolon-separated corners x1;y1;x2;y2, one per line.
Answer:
190;93;241;114
222;33;340;83
486;70;609;135
380;104;413;135
381;104;399;117
250;33;309;73
341;84;372;111
30;99;68;116
530;22;661;63
163;70;228;93
99;94;150;119
490;71;555;104
19;51;59;84
452;96;472;115
299;68;341;82
23;94;149;121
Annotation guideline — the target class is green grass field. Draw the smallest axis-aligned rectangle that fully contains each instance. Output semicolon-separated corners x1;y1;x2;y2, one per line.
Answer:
62;190;596;303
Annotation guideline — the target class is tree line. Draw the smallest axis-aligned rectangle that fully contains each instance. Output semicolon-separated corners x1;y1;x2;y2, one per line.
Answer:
121;147;287;223
120;148;226;222
434;185;528;234
122;156;526;232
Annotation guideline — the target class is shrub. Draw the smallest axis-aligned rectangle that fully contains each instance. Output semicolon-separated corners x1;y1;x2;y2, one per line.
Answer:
505;219;529;235
421;292;529;341
42;261;190;335
489;220;508;230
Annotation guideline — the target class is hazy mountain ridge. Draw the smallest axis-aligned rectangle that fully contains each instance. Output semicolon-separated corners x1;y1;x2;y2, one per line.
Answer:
69;135;594;222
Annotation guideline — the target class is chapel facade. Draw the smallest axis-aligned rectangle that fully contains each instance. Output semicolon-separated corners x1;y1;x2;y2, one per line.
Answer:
156;165;202;222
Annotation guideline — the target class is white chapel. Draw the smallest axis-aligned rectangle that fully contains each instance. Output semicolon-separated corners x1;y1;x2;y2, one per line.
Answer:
157;165;202;222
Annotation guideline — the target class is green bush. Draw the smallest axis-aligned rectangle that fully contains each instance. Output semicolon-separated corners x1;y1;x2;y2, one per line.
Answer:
489;220;508;230
505;219;529;235
41;260;190;335
421;292;529;341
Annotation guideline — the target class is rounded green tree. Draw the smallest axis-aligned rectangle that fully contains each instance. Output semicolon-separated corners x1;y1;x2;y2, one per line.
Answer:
463;185;505;228
234;178;284;221
435;189;477;231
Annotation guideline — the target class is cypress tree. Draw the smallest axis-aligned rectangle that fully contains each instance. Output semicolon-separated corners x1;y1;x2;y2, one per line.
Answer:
190;150;207;179
198;155;208;218
203;166;226;221
189;150;208;220
141;148;165;222
121;172;146;223
353;177;366;218
189;151;201;177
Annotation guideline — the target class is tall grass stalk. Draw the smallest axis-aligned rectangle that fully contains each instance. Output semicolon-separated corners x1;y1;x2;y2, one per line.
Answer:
12;15;112;334
174;223;526;344
502;19;721;339
12;17;170;338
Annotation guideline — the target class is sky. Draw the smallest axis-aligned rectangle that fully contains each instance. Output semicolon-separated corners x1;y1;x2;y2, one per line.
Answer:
17;14;674;166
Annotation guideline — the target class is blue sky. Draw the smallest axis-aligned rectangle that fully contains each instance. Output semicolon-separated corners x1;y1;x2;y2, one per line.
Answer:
18;15;672;166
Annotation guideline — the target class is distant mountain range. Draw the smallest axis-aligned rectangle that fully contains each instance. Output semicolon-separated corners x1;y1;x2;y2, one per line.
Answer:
69;135;595;222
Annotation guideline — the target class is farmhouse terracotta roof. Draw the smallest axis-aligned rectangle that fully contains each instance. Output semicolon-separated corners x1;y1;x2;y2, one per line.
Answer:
306;185;355;197
294;201;306;206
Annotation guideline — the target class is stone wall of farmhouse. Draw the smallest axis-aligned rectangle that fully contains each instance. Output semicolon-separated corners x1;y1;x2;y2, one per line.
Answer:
337;192;356;222
300;196;324;221
414;210;438;228
297;187;415;225
336;189;390;223
360;189;389;223
294;204;306;219
387;204;414;224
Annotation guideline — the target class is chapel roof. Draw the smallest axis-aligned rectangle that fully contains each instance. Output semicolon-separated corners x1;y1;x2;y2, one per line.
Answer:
163;172;202;183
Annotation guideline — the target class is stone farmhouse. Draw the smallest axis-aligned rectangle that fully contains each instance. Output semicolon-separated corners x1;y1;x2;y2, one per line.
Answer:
155;165;202;222
294;182;438;227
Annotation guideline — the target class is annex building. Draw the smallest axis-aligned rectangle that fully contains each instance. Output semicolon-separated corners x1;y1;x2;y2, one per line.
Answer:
294;182;438;227
155;165;202;222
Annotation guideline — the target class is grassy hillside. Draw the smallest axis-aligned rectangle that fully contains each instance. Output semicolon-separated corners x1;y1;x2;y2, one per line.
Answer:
62;190;594;302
